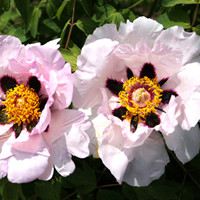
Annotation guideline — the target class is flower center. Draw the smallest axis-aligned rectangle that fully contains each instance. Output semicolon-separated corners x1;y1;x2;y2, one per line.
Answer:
2;84;41;125
131;88;151;107
119;77;163;119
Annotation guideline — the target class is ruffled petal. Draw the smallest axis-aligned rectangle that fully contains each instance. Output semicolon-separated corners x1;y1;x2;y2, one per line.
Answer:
164;125;200;164
73;38;122;108
122;132;169;186
0;35;22;68
53;64;73;109
154;26;200;65
119;17;163;47
66;120;90;158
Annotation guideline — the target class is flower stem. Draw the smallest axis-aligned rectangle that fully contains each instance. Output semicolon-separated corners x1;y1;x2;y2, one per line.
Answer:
64;0;76;49
98;183;120;189
192;2;199;27
127;0;144;10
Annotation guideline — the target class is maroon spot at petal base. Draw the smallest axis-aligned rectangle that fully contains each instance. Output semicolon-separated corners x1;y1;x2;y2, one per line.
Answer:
106;78;123;96
140;63;156;79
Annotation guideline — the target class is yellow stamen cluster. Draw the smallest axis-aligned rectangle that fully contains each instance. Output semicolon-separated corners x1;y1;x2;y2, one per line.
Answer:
119;77;163;119
2;84;41;125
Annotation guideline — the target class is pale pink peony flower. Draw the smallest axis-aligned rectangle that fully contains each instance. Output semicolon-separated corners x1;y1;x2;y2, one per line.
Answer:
74;17;200;186
0;35;90;183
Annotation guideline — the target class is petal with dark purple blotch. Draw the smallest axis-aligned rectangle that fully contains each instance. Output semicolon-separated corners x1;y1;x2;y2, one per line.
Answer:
106;79;123;95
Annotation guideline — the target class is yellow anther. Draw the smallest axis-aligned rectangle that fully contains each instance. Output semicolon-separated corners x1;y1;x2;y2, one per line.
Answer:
2;84;41;125
119;77;163;119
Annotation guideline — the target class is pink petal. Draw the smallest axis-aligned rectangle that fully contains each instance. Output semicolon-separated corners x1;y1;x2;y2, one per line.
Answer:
12;130;49;155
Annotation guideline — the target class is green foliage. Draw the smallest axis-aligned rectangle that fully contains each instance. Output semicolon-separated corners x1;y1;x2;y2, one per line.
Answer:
1;0;200;200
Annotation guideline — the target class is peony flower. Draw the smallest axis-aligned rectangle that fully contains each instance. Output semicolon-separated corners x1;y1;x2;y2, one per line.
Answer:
74;17;200;186
0;35;90;183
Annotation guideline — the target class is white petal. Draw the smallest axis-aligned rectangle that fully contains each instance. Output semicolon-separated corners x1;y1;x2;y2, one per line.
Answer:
44;38;60;49
39;161;54;181
73;38;122;108
164;63;200;101
119;17;163;47
155;26;200;64
86;24;119;45
46;109;85;143
181;91;200;130
66;121;90;158
98;144;129;182
7;150;49;183
51;136;75;177
158;96;180;135
122;132;169;186
164;125;200;163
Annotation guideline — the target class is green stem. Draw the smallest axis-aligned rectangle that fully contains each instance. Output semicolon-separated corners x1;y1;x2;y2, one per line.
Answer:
192;2;199;27
64;0;76;49
127;0;144;10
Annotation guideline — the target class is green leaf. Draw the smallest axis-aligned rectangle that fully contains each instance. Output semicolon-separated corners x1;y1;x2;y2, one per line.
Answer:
60;43;80;72
0;0;11;14
65;161;96;194
28;7;42;38
43;19;61;33
14;0;33;28
157;7;190;28
7;26;28;43
107;11;124;26
56;0;70;20
76;18;97;35
46;0;56;17
122;184;138;200
3;182;25;200
35;181;61;200
79;0;93;16
148;180;181;200
162;0;199;7
97;189;124;200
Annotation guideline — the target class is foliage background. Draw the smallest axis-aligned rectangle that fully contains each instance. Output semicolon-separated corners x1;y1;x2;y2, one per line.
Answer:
0;0;200;199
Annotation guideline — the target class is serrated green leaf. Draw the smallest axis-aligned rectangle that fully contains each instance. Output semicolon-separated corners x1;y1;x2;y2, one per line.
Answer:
60;43;80;72
28;7;42;38
157;7;190;28
162;0;199;7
